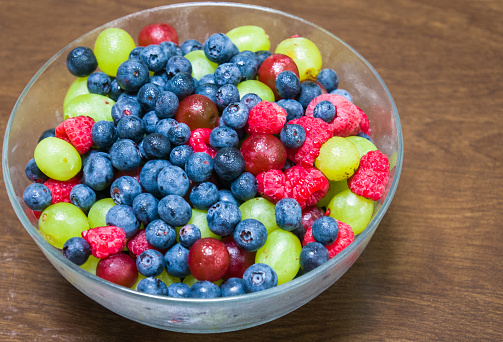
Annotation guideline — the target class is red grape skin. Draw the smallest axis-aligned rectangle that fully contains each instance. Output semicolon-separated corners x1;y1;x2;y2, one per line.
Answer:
188;238;230;282
175;94;219;131
221;236;256;280
138;23;179;46
240;134;287;176
96;253;138;288
258;54;299;100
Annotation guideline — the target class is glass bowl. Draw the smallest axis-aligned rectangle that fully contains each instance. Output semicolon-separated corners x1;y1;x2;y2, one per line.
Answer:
3;2;403;333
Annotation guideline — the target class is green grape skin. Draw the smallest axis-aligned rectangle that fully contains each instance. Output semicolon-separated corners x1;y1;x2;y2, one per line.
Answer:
38;202;90;249
239;197;279;235
255;229;302;285
275;36;322;81
34;137;82;181
64;77;89;108
182;274;223;287
315;136;360;181
80;255;100;275
87;198;116;228
186;208;221;240
226;25;270;52
345;136;377;158
328;189;374;235
237;80;275;102
184;50;218;80
64;93;115;122
94;28;136;77
317;179;349;208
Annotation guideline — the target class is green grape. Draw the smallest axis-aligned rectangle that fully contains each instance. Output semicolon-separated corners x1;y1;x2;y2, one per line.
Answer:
240;197;279;234
38;203;90;249
317;179;349;208
184;50;218;80
275;36;322;81
328;189;374;235
87;198;116;228
388;151;398;171
183;274;223;287
80;255;100;275
64;77;89;108
133;270;181;290
94;28;136;77
237;80;275;102
345;136;377;158
226;25;271;52
34;137;82;181
315;136;360;181
64;93;115;122
186;208;221;240
255;229;302;285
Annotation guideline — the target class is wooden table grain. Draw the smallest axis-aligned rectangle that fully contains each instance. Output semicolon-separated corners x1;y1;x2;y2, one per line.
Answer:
1;0;502;340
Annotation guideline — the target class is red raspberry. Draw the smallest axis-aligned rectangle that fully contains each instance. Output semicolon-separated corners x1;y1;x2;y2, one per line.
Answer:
82;226;127;259
127;229;162;257
188;128;217;158
246;101;287;135
43;176;80;204
348;150;390;201
305;94;361;137
303;220;355;259
356;105;371;135
55;116;95;154
256;169;287;204
286;116;334;167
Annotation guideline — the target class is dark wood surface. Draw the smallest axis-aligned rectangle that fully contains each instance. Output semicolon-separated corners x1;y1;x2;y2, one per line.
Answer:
1;0;502;340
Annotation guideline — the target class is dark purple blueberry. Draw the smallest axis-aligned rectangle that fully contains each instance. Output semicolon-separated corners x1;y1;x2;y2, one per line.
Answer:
155;91;179;119
220;278;246;297
194;83;218;104
136;249;165;277
137;83;161;112
62;237;91;266
22;183;52;211
206;201;242;237
233;219;267;252
140;44;168;73
221;102;249;129
299;242;329;273
158;195;192;227
25;158;49;183
180;39;203;55
70;184;96;212
185;152;214;183
313;100;336;123
82;152;114;192
240;93;261;111
296;81;322;109
316;68;339;93
230;172;257;202
157;165;190;197
167;122;191;146
167;282;190;298
275;198;302;232
203;33;235;64
106;204;140;238
277;99;304;122
275;70;301;99
116;59;150;93
166;55;192;79
137;277;168;295
214;63;242;87
91;120;117;150
189;182;219;210
132;192;159;225
142;133;171;160
178;224;201;249
209;126;239;150
109;175;142;206
111;96;143;124
109;139;142;171
312;216;339;246
213;147;245;181
190;281;222;298
145;219;177;250
280;123;306;149
229;51;259;81
164;243;191;278
116;115;146;144
166;72;195;100
169;144;193;169
215;84;240;111
242;263;278;293
87;71;111;96
66;46;98;77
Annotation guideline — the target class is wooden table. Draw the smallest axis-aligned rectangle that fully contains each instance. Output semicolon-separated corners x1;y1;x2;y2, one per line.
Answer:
1;0;502;340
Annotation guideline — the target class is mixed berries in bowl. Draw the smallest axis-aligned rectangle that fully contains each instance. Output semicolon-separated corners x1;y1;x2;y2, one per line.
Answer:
3;3;403;333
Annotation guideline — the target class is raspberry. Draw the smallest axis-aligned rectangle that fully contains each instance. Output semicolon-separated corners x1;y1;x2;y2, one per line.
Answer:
127;229;162;257
82;226;127;259
246;101;287;135
348;150;390;201
303;220;355;259
356;105;371;135
305;94;361;137
55;116;95;154
286;116;333;167
43;176;80;204
188;128;217;158
256;169;287;204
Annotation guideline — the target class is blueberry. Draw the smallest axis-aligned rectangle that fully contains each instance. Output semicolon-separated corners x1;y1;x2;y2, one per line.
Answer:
275;198;302;232
242;263;278;293
22;183;52;211
116;59;150;93
330;88;353;102
213;147;245;181
109;79;123;101
221;102;249;129
299;242;329;272
157;165;190;197
166;72;195;100
110;175;142;206
132;192;159;224
255;50;272;67
203;33;235;64
38;128;56;142
194;83;218;104
275;70;301;99
25;158;48;183
142;111;160;134
313;100;336;123
167;122;191;146
214;63;242;87
281;159;296;172
317;68;339;93
218;189;240;206
277;99;304;122
158;195;192;227
62;237;91;266
137;277;169;296
155;118;178;137
230;51;259;81
296;81;322;109
233;219;267;252
291;222;307;242
207;201;242;237
209;126;239;150
149;74;168;90
136;249;165;277
180;39;203;55
140;159;171;198
111;96;143;124
70;184;96;212
142;133;171;160
185;152;214;182
160;41;182;60
87;71;111;96
66;46;98;77
230;172;257;202
164;243;191;278
116;115;146;143
140;44;168;73
167;282;191;298
312;216;339;246
129;46;144;60
215;84;240;111
220;278;246;297
144;219;177;250
356;132;374;143
190;182;219;210
169;145;193;168
91;120;117;150
109;139;142;172
137;83;161;112
178;224;201;248
106;204;140;238
240;93;262;111
82;152;114;191
280;123;306;149
166;55;192;79
190;281;222;298
199;73;216;85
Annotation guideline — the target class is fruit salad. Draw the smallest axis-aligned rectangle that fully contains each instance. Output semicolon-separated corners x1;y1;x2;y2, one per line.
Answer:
22;22;390;298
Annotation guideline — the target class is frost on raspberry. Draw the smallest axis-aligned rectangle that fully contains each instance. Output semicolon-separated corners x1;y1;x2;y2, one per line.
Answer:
348;150;390;201
286;116;333;167
188;128;217;158
55;116;95;154
82;226;126;259
246;101;287;135
303;220;355;259
43;176;80;204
